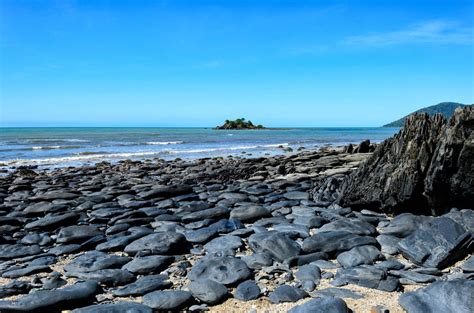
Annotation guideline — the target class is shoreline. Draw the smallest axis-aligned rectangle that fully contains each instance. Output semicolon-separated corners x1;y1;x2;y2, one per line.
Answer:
0;143;349;173
0;127;399;172
0;133;471;312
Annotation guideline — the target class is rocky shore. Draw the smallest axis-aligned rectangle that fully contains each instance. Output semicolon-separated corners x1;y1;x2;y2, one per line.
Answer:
0;107;472;313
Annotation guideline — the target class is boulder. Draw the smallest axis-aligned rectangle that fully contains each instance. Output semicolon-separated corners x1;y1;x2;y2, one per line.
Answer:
121;255;173;274
302;231;377;256
230;206;271;222
68;269;135;287
234;280;261;301
332;265;399;292
337;245;382;268
112;274;171;296
124;232;186;255
203;235;243;254
142;290;193;310
397;217;473;269
64;251;131;275
399;279;473;313
339;106;473;215
56;226;102;244
188;279;228;304
248;232;301;262
188;256;251;285
0;244;42;260
72;302;153;313
288;296;349;313
0;281;99;312
268;285;308;304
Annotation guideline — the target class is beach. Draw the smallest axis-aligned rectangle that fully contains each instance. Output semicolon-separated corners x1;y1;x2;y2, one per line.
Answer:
0;107;472;313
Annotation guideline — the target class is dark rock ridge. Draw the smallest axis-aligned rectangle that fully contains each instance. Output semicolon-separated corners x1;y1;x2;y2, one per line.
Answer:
339;106;473;215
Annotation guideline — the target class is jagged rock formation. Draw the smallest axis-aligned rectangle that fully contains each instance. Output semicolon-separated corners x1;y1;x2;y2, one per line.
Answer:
339;106;473;215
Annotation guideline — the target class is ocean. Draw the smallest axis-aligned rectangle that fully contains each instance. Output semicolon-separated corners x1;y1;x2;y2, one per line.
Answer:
0;127;399;169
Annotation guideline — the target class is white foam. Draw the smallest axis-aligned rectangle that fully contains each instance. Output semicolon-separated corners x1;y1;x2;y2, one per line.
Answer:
28;139;89;143
31;146;62;150
6;151;163;165
145;141;184;145
263;143;289;148
4;142;292;166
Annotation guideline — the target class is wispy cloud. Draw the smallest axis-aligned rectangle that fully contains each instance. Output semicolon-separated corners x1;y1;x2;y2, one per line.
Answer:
343;20;473;47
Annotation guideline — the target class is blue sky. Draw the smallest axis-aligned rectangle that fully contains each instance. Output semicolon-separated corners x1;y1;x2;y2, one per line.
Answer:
1;0;473;127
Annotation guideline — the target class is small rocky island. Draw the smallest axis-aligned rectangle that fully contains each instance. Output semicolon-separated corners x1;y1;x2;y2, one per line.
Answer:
0;107;472;312
215;118;265;130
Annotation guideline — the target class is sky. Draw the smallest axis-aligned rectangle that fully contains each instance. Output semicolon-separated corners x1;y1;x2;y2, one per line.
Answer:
0;0;473;127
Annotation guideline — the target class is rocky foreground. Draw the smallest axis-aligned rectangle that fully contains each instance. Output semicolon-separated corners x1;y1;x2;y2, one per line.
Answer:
0;108;472;313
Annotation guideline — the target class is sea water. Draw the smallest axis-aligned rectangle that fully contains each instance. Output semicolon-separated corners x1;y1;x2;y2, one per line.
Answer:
0;127;399;169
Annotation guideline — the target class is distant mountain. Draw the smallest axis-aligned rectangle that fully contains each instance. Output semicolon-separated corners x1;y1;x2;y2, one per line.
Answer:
383;102;470;127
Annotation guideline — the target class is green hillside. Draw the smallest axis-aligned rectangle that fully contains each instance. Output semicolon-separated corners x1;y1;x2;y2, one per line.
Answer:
383;102;469;127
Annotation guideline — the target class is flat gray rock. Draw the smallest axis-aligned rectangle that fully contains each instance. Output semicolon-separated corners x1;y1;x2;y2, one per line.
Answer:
379;214;432;238
0;281;99;312
188;256;251;285
113;274;171;296
399;279;473;313
389;270;437;284
230;206;270;222
313;287;363;299
72;302;152;313
24;213;79;230
376;234;400;255
0;280;31;298
185;227;218;244
64;251;131;275
0;244;42;260
288;296;349;313
188;279;228;304
2;265;51;278
142;290;193;310
283;191;309;200
295;264;321;283
241;252;273;269
337;245;382;268
318;218;376;236
268;285;308;303
397;217;472;269
248;232;301;262
333;265;399;292
234;280;260;301
124;232;186;255
96;228;153;252
56;226;103;244
71;269;135;286
181;207;230;223
121;255;173;274
302;231;377;256
203;235;243;254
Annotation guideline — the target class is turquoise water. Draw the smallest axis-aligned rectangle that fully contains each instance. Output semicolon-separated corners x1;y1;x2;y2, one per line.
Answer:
0;127;399;168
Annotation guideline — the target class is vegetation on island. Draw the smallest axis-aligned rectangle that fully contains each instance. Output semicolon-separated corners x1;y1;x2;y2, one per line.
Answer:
215;118;265;130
